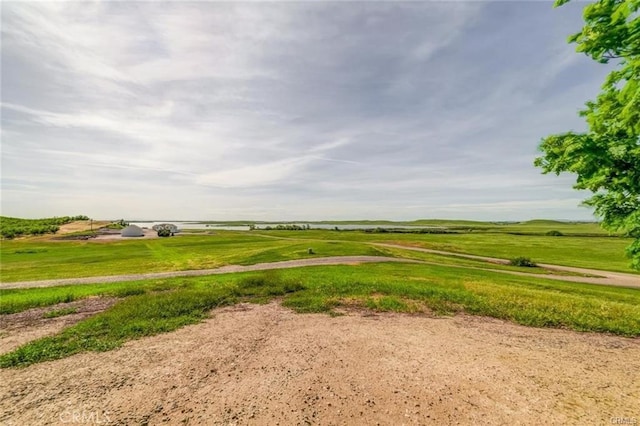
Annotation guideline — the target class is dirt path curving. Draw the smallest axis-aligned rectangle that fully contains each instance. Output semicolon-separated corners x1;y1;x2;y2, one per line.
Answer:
373;243;640;289
2;249;639;290
0;256;420;290
1;302;638;425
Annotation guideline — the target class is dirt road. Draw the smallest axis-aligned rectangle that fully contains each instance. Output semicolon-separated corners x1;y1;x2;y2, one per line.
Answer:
3;250;638;290
374;243;640;288
0;256;419;289
1;302;638;425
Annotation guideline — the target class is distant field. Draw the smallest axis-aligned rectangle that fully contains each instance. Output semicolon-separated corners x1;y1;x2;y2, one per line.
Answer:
196;219;614;235
251;230;636;273
351;219;612;235
0;233;384;282
1;222;636;282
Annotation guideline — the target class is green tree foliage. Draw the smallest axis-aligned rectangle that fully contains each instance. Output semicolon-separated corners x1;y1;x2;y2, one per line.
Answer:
535;0;640;269
157;228;172;237
107;219;129;230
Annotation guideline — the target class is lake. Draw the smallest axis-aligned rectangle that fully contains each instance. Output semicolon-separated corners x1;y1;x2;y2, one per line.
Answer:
130;222;439;231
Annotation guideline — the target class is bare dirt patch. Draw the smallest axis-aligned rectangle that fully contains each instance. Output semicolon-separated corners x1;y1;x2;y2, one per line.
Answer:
0;297;118;354
57;221;111;235
1;302;638;425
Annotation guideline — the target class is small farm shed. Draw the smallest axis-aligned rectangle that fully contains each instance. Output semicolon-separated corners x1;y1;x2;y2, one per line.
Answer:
121;224;144;237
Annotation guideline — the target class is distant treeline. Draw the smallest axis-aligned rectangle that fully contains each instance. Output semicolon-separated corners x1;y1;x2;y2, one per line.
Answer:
254;224;311;231
0;215;89;239
357;227;457;234
253;224;457;234
354;228;458;234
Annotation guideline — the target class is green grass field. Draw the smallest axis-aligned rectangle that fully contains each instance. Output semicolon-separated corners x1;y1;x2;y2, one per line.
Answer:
2;263;639;367
255;230;634;272
1;220;638;368
202;219;614;235
1;225;636;283
0;233;384;282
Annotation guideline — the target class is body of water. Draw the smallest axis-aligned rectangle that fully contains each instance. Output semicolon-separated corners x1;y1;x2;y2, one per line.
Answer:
129;221;223;231
131;222;440;231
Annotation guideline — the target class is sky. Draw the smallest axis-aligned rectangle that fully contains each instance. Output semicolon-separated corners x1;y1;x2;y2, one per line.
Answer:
1;1;613;221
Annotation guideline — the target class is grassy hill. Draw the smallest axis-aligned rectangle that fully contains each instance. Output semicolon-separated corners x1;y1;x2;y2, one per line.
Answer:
0;216;89;239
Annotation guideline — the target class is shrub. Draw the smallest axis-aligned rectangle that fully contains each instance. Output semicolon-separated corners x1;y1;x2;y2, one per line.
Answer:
510;257;538;267
107;219;129;230
546;230;564;236
157;228;172;237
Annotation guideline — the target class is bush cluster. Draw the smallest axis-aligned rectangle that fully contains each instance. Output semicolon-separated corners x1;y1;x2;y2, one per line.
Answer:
509;257;538;267
106;219;129;230
153;223;177;237
157;228;172;237
261;224;311;231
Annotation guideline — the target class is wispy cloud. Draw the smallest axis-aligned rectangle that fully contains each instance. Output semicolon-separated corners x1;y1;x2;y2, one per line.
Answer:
1;1;607;220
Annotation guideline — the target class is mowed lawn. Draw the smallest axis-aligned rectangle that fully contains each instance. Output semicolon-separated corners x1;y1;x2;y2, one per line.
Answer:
0;233;384;282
